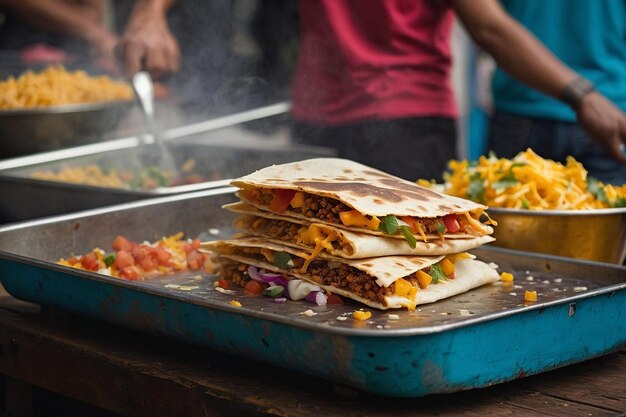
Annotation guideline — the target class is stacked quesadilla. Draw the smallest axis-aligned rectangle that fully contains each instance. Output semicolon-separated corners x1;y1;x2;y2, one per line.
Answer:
203;158;500;310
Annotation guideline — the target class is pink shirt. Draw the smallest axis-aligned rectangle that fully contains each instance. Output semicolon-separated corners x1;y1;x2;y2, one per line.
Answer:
292;0;457;125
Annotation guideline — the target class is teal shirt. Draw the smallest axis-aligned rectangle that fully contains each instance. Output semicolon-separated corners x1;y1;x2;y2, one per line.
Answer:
492;0;626;122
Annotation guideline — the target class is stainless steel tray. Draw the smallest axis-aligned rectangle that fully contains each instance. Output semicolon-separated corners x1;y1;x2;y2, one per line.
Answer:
0;140;334;223
0;188;624;397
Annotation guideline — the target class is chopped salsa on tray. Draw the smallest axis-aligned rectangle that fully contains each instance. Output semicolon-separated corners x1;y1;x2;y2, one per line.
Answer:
58;233;211;280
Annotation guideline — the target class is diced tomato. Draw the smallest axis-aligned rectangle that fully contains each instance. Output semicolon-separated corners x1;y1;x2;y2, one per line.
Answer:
326;293;344;305
186;251;204;270
191;239;201;250
139;257;156;272
115;250;135;269
120;266;138;280
269;189;297;212
112;235;134;252
217;279;230;289
67;256;79;265
131;245;151;261
399;216;419;233
82;252;100;271
244;280;264;295
152;246;171;266
443;214;461;233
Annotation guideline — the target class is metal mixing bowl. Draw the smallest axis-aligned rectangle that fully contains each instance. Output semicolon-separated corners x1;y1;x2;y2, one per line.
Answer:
487;207;626;264
0;100;134;158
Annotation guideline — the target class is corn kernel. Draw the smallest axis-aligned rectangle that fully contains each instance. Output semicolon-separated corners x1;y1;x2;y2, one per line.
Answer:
353;310;372;321
500;272;514;282
524;290;537;302
229;300;242;307
417;270;433;289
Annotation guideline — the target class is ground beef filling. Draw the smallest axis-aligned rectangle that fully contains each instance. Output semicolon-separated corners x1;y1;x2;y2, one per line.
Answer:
241;216;304;242
255;188;467;235
218;248;425;304
239;216;344;251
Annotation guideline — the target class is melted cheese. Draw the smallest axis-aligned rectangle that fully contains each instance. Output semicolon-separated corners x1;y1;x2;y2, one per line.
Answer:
339;210;380;231
289;191;305;208
297;225;339;273
415;224;428;242
464;211;493;234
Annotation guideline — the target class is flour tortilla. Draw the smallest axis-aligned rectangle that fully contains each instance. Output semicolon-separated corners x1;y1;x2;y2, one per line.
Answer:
231;158;488;218
228;202;495;258
202;238;500;310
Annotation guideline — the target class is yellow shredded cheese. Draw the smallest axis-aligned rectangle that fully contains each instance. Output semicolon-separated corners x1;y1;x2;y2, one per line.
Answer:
439;148;626;209
297;225;338;273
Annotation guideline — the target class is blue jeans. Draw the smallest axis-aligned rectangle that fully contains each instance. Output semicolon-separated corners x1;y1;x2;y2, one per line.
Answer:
487;111;626;185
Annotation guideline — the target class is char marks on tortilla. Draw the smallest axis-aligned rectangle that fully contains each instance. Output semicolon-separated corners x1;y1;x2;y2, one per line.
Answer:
231;158;486;218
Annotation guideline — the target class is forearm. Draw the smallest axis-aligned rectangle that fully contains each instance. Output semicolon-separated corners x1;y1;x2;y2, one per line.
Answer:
128;0;176;18
453;0;577;100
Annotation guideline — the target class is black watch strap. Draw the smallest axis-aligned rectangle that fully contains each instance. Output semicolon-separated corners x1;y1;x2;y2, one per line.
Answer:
560;77;595;110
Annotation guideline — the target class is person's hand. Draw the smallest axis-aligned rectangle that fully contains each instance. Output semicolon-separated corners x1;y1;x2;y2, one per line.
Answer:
577;92;626;163
117;2;180;79
86;28;120;74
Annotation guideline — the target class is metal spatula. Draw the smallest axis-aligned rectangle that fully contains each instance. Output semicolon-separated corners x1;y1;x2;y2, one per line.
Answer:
131;71;181;181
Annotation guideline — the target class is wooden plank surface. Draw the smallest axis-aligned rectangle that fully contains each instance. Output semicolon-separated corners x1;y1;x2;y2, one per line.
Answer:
0;296;623;417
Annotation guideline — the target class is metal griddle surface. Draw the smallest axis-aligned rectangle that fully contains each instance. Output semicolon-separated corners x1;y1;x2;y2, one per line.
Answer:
1;188;623;337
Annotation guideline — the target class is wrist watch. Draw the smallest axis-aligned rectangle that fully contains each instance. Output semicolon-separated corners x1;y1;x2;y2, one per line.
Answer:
560;76;596;110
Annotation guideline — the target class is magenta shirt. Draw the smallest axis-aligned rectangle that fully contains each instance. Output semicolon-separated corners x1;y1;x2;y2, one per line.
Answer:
292;0;457;125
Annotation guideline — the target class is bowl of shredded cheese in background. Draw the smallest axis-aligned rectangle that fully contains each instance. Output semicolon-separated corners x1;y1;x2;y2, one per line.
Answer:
419;149;626;264
0;66;135;158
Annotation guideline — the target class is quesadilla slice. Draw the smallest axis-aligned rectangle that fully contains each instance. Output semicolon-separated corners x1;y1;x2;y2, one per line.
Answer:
228;202;495;259
231;158;495;248
202;238;500;310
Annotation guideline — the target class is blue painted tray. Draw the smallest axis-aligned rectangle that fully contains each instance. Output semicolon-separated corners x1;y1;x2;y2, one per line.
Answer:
0;188;624;397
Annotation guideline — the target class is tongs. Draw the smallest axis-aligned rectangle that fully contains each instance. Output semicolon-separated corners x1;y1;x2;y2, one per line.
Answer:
131;71;181;180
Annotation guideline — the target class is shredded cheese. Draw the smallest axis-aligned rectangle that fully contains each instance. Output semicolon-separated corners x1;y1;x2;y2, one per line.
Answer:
439;148;626;209
297;225;338;273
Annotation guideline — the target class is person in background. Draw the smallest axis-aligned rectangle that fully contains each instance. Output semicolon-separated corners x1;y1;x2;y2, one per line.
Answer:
0;0;179;78
291;0;626;181
487;0;626;185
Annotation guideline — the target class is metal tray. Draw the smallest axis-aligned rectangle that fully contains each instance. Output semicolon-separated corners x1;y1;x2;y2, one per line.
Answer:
0;188;624;398
0;139;334;223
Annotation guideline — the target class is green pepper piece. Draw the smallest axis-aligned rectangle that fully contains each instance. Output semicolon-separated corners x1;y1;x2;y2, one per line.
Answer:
429;263;447;283
104;253;115;267
274;252;292;269
263;285;285;297
378;215;399;235
400;226;417;249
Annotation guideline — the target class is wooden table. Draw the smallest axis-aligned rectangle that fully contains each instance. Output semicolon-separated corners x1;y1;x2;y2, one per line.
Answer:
0;295;624;417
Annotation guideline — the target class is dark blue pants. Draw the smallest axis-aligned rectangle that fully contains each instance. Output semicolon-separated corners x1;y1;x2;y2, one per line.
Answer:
292;117;456;182
487;111;626;185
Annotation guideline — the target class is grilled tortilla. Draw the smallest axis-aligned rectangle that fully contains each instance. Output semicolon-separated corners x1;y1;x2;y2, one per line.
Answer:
202;238;500;310
231;158;494;245
227;202;495;259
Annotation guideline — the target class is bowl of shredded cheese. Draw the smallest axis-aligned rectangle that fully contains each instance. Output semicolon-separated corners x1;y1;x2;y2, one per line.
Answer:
420;149;626;264
0;66;135;157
